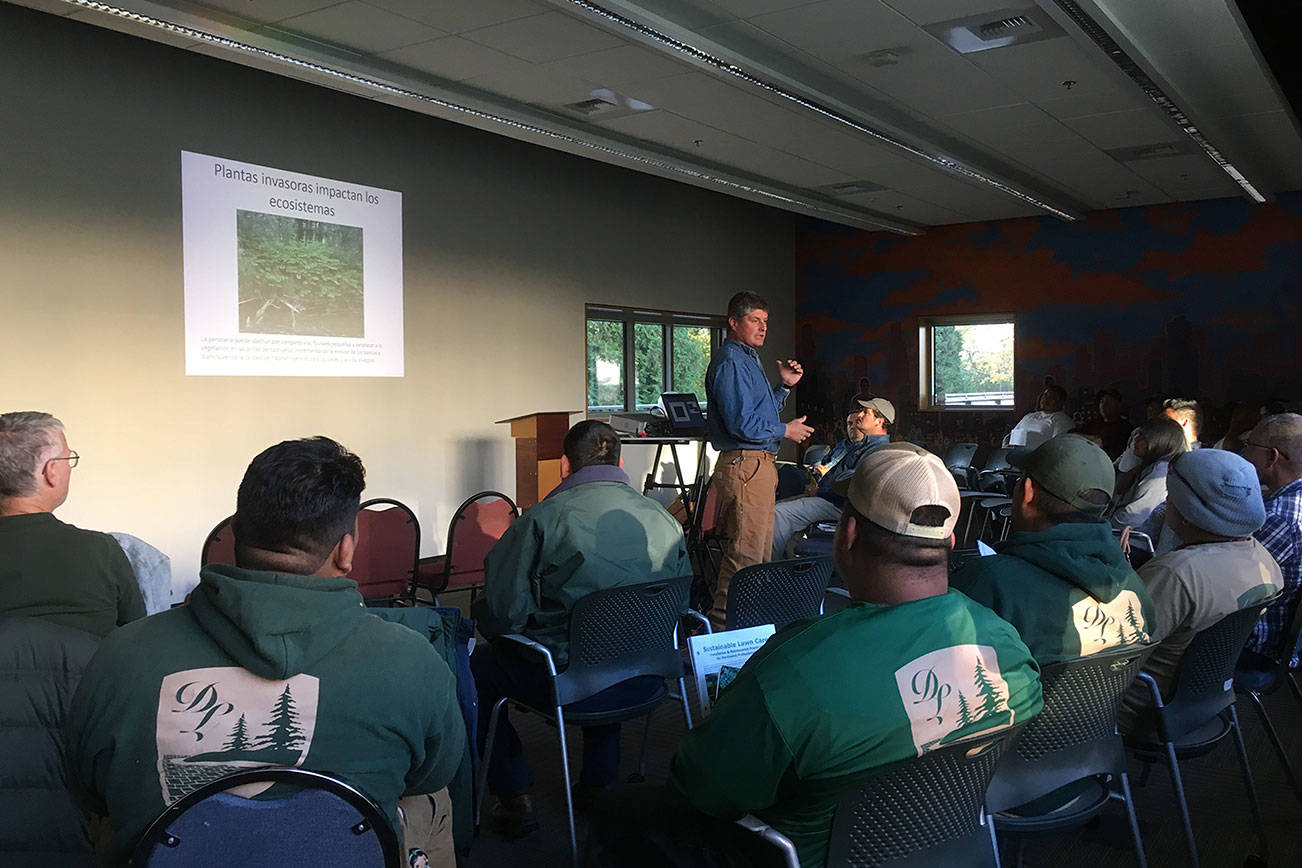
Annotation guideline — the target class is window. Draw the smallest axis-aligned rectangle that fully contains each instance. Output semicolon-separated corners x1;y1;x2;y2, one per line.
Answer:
586;305;725;413
919;316;1015;409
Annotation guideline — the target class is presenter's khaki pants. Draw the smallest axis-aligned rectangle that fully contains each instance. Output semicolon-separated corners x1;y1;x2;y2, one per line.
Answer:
710;449;777;628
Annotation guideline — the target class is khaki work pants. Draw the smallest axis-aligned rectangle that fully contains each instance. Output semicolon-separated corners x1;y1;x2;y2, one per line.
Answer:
398;788;455;867
710;449;777;629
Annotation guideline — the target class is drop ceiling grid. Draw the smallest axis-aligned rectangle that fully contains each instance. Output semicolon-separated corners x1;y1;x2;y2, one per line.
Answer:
277;1;443;54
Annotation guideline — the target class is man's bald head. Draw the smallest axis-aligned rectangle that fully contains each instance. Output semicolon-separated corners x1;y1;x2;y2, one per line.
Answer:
1245;413;1302;490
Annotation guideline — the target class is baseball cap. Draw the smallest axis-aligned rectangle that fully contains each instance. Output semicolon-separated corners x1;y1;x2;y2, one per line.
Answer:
1008;433;1114;512
844;442;960;540
853;395;896;424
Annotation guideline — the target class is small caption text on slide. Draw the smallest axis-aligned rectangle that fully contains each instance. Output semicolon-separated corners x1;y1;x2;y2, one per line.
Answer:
199;336;383;364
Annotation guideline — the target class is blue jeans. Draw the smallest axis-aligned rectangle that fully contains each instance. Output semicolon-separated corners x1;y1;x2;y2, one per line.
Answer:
471;642;661;795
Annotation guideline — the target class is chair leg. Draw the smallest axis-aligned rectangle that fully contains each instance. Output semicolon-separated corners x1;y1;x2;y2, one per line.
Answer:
1288;671;1302;714
1227;705;1270;864
628;711;655;784
1162;742;1200;868
1245;689;1302;806
554;704;579;868
1117;772;1148;868
475;697;509;826
986;812;1002;868
677;677;695;730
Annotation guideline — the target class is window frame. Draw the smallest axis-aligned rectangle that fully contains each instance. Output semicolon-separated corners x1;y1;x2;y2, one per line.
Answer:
918;313;1017;411
585;304;726;414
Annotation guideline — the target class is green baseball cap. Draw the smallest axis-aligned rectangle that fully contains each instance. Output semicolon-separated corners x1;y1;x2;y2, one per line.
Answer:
1008;433;1115;512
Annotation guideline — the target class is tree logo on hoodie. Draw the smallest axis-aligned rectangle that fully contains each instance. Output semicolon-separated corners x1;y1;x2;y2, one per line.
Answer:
895;644;1020;755
155;668;319;803
1071;589;1149;656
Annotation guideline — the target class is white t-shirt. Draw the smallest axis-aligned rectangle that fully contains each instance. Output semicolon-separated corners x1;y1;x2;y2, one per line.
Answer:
1008;410;1074;448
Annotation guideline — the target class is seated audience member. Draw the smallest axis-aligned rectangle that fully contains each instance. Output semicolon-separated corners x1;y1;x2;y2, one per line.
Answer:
1109;416;1188;530
471;420;691;836
653;444;1042;868
1211;401;1259;454
1163;397;1202;450
1117;395;1168;472
1240;413;1302;668
1006;384;1073;448
65;437;465;867
1118;450;1279;731
952;434;1154;664
769;395;893;560
0;411;143;637
1073;388;1131;459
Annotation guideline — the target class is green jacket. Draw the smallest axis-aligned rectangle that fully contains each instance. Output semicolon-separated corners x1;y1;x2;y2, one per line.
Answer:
951;520;1155;664
668;591;1043;868
472;465;691;669
64;564;465;865
0;512;144;637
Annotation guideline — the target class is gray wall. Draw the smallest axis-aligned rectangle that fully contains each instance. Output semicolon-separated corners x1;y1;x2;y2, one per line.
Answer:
0;4;796;593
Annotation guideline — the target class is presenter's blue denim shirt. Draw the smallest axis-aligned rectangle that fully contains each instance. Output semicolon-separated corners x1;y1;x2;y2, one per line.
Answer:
705;339;788;453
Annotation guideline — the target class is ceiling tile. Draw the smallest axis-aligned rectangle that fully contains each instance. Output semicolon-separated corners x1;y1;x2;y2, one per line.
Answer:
361;0;546;34
966;37;1130;105
538;44;696;91
379;35;533;82
191;0;343;25
1061;108;1180;151
745;0;918;57
279;1;443;52
460;10;625;63
837;39;1021;117
1123;154;1234;197
839;188;971;225
878;0;1019;27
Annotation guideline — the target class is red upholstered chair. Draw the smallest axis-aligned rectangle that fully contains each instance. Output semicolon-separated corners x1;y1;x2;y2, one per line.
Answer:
349;498;420;606
417;491;518;603
199;515;237;567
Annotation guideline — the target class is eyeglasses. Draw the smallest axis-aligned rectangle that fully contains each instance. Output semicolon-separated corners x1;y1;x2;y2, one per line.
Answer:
1243;441;1289;461
48;451;79;469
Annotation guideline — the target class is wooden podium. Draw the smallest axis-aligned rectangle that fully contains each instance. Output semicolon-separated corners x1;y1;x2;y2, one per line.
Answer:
496;411;579;509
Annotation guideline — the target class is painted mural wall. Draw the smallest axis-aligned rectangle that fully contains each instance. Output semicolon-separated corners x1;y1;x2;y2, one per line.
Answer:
795;192;1302;448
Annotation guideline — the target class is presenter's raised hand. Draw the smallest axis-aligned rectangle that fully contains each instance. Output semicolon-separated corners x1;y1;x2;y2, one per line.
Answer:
784;416;815;444
777;359;803;387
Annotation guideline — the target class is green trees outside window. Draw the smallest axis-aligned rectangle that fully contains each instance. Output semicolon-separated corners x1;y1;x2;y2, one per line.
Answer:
586;308;722;412
929;321;1014;408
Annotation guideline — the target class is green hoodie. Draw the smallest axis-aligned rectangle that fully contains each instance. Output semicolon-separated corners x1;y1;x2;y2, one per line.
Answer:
65;564;465;865
951;520;1154;664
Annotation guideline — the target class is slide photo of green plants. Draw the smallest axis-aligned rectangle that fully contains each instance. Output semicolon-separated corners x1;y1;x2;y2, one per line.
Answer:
236;210;364;338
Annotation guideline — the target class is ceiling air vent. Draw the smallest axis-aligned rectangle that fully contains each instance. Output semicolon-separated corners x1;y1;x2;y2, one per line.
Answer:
925;8;1065;54
559;88;654;121
816;180;888;197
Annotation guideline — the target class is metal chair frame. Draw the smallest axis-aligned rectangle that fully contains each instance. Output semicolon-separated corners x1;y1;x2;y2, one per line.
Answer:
420;490;519;602
131;766;400;868
474;575;709;868
986;644;1154;868
1234;590;1302;808
1126;596;1281;867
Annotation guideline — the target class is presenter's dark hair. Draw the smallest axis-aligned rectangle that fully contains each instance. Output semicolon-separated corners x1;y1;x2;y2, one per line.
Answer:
234;436;365;566
727;291;769;322
564;421;621;472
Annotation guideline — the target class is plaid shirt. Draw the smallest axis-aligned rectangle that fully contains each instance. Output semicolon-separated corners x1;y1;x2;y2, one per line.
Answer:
1247;476;1302;665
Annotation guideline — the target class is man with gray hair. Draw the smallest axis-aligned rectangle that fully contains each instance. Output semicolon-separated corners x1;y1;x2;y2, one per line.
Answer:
1240;413;1302;666
0;411;143;637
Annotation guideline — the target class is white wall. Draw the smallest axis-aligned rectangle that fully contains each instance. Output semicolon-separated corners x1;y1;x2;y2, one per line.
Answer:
0;5;796;596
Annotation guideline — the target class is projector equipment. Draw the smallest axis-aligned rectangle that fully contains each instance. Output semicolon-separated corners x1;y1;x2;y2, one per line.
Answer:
607;414;655;436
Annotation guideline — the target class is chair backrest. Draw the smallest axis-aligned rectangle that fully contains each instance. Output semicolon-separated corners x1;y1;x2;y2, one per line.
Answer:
132;767;399;868
690;474;724;540
725;557;835;631
439;491;518;593
803;443;832;468
557;574;693;706
986;644;1152;814
1159;594;1281;741
348;498;420;602
200;514;236;567
776;462;810;501
982;447;1013;473
825;727;1020;868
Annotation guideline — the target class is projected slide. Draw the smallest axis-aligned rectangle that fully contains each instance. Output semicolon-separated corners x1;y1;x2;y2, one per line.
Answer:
182;151;403;376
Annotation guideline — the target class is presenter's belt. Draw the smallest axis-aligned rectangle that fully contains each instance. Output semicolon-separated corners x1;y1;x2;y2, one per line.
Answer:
719;449;777;462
